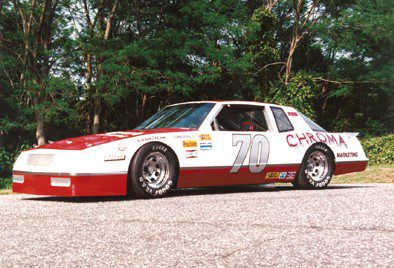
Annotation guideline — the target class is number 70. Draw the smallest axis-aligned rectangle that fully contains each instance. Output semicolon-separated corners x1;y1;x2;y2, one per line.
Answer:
230;134;270;174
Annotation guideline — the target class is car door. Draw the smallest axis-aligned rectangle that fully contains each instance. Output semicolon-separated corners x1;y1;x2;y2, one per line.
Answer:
178;104;273;188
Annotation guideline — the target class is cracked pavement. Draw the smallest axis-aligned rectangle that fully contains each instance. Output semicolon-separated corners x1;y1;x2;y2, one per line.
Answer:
0;183;393;267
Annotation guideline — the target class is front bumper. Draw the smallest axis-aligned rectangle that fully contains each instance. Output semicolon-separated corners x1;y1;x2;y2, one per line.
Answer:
12;171;128;197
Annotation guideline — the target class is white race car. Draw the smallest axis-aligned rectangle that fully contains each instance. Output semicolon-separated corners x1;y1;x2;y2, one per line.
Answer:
12;101;368;198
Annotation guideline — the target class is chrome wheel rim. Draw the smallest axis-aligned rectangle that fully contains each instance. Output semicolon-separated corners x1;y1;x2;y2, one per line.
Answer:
305;151;329;182
142;152;170;188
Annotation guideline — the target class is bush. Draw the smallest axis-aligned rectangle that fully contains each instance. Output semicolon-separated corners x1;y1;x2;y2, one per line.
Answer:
0;177;12;190
361;134;394;164
266;71;319;119
0;144;30;189
0;147;14;178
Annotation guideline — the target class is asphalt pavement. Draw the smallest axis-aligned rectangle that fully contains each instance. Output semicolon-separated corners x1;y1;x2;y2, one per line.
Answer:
0;183;393;267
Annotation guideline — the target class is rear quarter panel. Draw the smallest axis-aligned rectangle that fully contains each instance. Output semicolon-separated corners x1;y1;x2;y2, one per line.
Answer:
283;107;368;174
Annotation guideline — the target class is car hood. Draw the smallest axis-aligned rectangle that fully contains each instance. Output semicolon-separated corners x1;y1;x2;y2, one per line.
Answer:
35;128;194;150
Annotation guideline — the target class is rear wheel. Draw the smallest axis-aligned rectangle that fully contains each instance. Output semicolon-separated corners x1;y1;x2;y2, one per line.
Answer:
128;143;178;198
295;144;334;189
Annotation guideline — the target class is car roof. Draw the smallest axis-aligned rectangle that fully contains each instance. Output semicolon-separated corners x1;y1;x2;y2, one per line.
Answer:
168;100;293;109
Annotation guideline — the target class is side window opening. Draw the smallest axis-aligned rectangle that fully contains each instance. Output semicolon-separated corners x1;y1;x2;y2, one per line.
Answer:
270;107;294;132
212;105;268;132
299;112;327;132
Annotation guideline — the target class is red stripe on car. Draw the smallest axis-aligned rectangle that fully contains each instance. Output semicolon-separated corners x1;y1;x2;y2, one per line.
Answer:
177;164;300;188
334;161;368;175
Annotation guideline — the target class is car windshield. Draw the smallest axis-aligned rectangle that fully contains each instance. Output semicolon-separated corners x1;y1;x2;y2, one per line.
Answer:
135;103;215;130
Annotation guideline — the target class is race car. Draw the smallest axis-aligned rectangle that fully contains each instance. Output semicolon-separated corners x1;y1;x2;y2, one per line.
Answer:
12;101;368;198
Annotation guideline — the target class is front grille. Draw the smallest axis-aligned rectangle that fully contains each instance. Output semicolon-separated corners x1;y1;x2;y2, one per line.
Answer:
27;154;54;166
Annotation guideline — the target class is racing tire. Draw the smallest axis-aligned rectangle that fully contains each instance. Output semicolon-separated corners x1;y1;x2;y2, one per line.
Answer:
128;142;178;198
295;143;335;189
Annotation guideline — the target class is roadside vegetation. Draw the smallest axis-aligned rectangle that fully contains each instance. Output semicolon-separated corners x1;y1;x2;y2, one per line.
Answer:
334;133;393;183
0;189;12;195
361;134;394;165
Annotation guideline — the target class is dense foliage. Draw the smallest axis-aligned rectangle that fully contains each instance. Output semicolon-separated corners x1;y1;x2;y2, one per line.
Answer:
0;145;29;187
361;134;394;165
0;177;11;190
0;1;393;160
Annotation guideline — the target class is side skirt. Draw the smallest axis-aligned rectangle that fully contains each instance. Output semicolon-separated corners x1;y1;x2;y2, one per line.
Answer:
177;164;300;188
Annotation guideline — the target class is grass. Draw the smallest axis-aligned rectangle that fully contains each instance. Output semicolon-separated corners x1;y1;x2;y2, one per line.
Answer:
332;163;394;184
0;189;12;195
0;177;12;195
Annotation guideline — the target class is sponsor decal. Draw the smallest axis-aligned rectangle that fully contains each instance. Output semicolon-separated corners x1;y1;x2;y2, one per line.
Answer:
137;136;165;142
337;152;358;158
66;140;73;144
288;112;298;116
286;132;347;148
200;142;212;150
183;140;197;148
265;172;279;179
185;149;198;158
104;153;126;161
279;172;287;179
175;134;196;139
285;171;296;180
199;134;212;141
118;143;126;151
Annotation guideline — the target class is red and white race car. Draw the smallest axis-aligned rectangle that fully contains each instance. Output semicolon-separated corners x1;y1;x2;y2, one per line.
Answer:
12;101;368;198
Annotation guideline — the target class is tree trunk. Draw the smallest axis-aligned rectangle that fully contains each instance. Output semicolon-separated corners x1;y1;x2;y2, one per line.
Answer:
284;0;320;84
285;42;297;84
92;95;102;134
285;57;292;85
104;0;118;40
35;112;46;146
90;0;119;134
285;0;302;85
33;94;46;146
0;130;4;147
13;0;57;146
141;94;147;120
266;0;278;13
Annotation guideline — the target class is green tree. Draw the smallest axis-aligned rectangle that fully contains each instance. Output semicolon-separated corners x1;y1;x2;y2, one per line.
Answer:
0;0;78;145
0;0;392;157
316;0;393;133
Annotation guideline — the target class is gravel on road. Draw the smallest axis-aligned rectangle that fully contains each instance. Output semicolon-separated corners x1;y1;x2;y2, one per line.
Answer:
0;183;393;267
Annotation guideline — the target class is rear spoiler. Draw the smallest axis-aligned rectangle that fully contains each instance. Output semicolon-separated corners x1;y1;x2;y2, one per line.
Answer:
343;132;359;137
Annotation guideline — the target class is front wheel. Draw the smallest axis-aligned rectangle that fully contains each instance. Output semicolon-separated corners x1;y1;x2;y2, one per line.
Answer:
295;144;335;189
128;143;178;198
